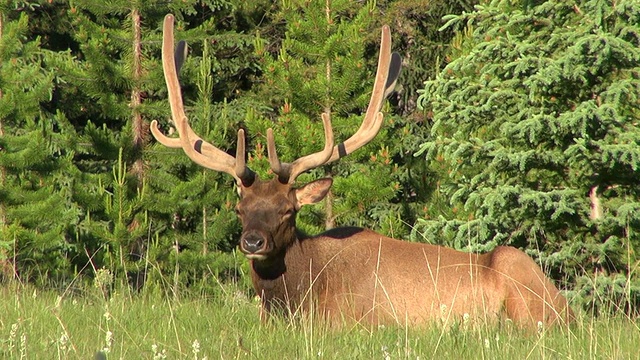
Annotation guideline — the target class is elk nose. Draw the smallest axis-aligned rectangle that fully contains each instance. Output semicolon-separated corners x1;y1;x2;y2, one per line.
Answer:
241;233;265;254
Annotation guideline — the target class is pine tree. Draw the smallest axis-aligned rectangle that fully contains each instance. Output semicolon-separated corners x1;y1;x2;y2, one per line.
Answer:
48;0;163;287
417;0;640;313
142;2;268;292
22;0;271;290
0;6;80;283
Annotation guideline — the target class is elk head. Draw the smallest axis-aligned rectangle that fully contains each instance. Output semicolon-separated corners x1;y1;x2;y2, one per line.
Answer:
151;14;401;262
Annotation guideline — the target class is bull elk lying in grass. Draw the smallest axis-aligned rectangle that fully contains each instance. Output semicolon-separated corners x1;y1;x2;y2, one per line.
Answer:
152;14;574;329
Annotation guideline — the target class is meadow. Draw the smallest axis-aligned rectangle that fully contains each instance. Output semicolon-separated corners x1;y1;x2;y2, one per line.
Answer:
0;281;637;360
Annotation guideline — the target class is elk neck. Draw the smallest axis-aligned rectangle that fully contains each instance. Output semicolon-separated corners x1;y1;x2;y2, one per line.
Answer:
248;228;311;281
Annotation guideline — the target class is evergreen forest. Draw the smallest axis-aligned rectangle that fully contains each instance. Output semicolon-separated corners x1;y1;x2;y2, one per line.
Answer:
1;0;638;316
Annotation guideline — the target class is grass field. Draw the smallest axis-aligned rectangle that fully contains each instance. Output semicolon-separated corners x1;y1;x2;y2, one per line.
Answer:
0;282;637;360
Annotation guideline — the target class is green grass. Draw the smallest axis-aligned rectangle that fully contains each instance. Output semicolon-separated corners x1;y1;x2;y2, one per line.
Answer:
0;283;637;360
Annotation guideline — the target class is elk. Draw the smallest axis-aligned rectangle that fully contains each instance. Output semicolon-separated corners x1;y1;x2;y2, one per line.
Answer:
151;14;574;329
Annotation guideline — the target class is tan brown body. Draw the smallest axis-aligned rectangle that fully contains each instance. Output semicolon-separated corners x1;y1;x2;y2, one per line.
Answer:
153;14;574;330
251;226;573;328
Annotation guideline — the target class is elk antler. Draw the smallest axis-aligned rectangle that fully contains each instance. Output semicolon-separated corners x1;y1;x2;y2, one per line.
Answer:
266;113;335;183
266;25;402;184
150;14;255;186
327;26;401;163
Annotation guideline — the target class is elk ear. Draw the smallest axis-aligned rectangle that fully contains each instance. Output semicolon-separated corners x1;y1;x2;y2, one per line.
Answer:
295;178;333;208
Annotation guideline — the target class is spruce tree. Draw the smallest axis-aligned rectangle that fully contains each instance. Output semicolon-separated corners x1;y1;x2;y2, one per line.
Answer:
417;0;639;313
377;0;479;227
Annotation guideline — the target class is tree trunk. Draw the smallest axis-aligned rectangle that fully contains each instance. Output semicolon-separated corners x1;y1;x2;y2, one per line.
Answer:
130;8;146;182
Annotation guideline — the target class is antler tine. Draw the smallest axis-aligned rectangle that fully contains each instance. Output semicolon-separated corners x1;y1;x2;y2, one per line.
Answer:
267;113;334;184
151;120;252;183
326;25;401;163
234;129;254;183
150;120;181;148
152;14;254;185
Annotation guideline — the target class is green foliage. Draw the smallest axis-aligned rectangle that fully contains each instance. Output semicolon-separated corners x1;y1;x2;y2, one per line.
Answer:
378;0;477;115
0;10;80;283
249;0;408;235
2;0;463;291
416;0;640;313
7;0;637;316
143;9;265;292
0;1;268;289
76;149;149;276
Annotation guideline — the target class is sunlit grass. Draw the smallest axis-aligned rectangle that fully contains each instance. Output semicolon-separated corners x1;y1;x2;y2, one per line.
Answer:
0;281;637;359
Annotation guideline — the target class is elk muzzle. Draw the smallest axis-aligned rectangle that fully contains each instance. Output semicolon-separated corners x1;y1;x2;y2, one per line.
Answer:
240;231;270;259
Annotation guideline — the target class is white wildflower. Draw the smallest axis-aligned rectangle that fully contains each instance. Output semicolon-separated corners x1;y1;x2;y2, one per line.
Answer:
58;333;69;352
94;268;113;289
102;330;113;354
152;344;167;360
192;339;201;359
381;345;391;360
